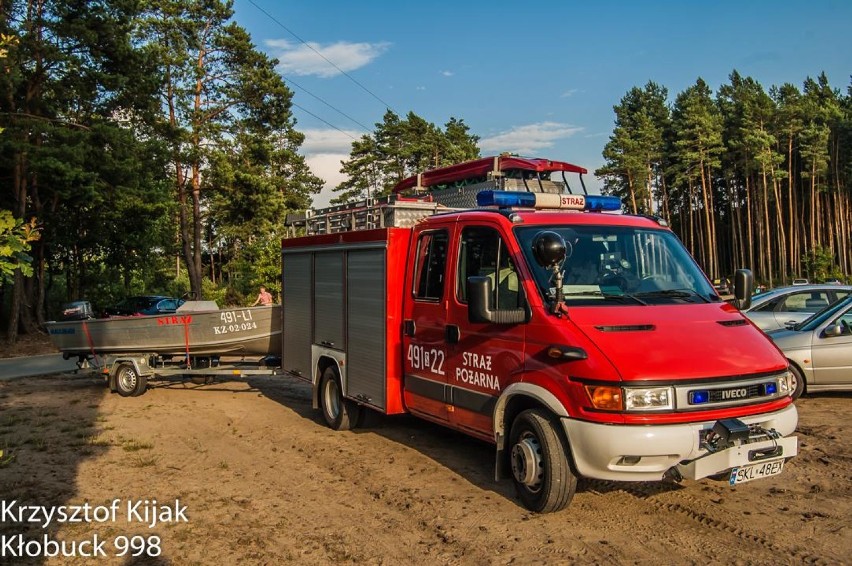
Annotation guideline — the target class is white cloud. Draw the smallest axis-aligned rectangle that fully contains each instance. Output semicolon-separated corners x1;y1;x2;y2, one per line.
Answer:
560;88;579;98
440;70;454;77
300;129;360;208
304;153;348;208
416;85;426;91
266;38;390;78
479;122;584;155
300;128;360;154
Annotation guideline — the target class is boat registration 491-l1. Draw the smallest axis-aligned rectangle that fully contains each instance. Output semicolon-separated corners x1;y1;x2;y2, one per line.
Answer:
729;459;785;485
215;309;257;335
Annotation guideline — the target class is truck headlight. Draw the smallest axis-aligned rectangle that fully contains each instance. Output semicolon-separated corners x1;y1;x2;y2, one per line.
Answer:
624;386;673;411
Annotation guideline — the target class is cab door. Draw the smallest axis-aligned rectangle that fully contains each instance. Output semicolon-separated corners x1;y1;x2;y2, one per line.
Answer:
444;224;527;440
402;228;452;422
810;303;852;386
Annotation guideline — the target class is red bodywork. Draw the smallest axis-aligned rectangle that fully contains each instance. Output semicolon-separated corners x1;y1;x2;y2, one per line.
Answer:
283;207;792;444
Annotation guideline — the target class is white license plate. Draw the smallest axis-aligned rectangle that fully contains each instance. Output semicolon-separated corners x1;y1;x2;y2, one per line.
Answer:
729;459;785;485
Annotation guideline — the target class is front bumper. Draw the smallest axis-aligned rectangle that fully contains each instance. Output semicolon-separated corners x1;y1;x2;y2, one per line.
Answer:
561;404;798;481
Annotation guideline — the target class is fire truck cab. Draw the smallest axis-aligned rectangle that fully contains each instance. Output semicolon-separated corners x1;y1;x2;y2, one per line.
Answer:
281;157;797;513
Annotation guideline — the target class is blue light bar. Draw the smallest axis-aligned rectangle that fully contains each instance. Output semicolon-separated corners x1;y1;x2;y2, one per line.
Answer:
585;195;623;212
476;190;622;212
476;190;537;208
763;382;778;395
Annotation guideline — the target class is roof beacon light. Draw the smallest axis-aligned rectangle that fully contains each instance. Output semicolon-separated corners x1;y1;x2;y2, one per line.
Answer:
476;190;621;212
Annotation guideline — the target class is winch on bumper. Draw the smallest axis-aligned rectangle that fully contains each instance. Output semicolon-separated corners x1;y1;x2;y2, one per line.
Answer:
674;416;798;483
562;404;798;482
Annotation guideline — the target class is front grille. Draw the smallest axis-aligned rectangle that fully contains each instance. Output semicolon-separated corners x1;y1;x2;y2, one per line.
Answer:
703;383;764;403
675;373;786;411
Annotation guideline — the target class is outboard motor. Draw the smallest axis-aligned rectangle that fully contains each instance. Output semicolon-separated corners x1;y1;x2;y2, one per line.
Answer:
61;301;94;320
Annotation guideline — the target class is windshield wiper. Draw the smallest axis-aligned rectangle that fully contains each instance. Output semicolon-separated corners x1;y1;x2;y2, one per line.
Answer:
563;290;648;305
634;289;711;303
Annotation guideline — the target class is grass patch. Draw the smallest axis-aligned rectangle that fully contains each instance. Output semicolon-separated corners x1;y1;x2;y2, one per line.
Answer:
86;434;112;447
122;440;154;452
0;448;15;468
131;455;159;468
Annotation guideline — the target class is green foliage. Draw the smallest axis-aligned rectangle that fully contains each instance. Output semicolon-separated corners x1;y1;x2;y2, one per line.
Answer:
0;211;39;282
334;111;480;203
139;0;320;298
596;81;670;214
671;78;725;185
801;246;836;283
601;72;852;286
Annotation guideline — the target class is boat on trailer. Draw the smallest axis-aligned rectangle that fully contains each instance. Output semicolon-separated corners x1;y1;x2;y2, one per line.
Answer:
46;301;282;358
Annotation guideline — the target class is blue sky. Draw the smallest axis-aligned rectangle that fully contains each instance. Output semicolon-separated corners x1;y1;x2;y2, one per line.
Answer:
233;0;851;207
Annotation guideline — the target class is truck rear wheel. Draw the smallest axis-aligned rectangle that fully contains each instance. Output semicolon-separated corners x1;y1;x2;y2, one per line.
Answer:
319;366;361;431
115;363;147;397
509;408;577;513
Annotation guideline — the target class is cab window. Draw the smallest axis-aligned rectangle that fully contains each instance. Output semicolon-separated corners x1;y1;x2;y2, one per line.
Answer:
457;226;521;309
412;230;448;301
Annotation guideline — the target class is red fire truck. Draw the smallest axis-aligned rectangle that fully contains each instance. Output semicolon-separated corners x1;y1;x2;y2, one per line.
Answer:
281;156;798;513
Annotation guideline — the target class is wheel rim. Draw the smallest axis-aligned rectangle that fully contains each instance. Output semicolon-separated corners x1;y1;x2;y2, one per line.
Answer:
511;432;543;492
323;378;341;419
118;367;137;391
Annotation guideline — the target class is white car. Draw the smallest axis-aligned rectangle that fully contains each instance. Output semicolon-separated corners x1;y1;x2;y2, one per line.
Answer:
767;295;852;398
743;284;852;332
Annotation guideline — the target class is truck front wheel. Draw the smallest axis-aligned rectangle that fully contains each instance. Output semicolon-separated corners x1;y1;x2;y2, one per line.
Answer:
319;366;361;431
509;409;577;513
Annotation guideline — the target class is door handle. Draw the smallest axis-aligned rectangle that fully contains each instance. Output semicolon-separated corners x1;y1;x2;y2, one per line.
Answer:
445;324;460;344
403;319;416;337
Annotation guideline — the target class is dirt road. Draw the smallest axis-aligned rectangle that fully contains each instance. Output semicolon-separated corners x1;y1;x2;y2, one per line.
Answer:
0;373;849;565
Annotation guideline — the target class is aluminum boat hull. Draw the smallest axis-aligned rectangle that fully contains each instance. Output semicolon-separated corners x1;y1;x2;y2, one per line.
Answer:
46;304;281;357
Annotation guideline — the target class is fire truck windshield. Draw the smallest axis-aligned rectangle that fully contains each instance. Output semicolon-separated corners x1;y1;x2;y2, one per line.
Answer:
514;225;719;306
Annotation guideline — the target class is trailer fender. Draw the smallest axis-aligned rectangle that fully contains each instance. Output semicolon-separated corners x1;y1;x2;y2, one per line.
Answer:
492;383;571;480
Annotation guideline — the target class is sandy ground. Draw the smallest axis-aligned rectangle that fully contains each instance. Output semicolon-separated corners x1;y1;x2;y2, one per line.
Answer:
0;340;849;565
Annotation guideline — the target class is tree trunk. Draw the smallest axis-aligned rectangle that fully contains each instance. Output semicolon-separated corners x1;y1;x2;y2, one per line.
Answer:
761;165;773;288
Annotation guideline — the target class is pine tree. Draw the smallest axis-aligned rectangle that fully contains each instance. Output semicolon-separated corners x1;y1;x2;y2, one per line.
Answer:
334;111;480;203
139;0;318;298
670;78;725;278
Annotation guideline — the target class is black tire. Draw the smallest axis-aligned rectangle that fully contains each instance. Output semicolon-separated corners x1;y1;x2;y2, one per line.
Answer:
789;364;805;400
508;408;577;513
319;366;361;431
115;363;148;397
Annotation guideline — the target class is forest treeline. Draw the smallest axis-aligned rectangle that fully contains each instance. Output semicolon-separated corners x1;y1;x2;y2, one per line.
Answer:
0;0;478;341
2;1;850;343
596;73;852;287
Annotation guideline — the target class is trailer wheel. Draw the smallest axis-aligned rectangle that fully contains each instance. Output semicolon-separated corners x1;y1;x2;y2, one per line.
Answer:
319;366;361;431
789;365;805;400
508;408;577;513
115;363;147;397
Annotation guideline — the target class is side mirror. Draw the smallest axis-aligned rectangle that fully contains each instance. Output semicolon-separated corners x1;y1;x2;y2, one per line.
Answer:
468;276;527;324
733;269;754;310
823;324;843;338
